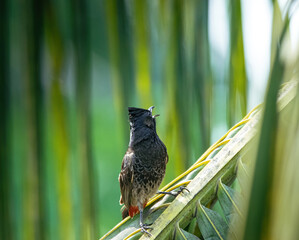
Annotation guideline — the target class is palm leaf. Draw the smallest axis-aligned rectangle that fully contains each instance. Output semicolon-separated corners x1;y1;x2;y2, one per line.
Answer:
196;204;229;240
217;179;244;222
100;78;298;240
173;222;201;240
228;0;247;126
240;5;299;239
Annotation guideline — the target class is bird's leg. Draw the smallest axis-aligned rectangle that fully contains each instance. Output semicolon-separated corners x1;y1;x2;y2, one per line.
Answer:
139;207;152;236
158;186;190;197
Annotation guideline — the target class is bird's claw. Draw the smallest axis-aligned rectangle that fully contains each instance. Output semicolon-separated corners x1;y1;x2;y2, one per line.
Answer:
143;222;153;226
140;223;152;236
171;186;189;196
158;186;190;197
177;186;190;194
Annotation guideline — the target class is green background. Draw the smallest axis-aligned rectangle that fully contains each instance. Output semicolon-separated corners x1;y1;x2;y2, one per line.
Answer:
1;0;298;239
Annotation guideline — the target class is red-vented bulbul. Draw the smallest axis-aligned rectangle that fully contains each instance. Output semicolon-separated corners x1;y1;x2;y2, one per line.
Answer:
118;106;168;234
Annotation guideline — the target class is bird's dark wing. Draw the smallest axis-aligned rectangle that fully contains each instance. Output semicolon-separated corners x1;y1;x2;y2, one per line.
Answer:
161;140;168;164
118;148;135;207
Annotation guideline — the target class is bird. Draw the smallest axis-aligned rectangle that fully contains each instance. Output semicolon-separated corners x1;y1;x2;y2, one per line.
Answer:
118;106;168;235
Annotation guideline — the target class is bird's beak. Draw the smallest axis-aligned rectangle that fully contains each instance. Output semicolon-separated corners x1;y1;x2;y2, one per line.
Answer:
153;114;160;118
148;106;155;113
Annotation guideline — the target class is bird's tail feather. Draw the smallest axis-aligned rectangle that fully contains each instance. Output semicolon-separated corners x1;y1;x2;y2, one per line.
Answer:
121;206;129;219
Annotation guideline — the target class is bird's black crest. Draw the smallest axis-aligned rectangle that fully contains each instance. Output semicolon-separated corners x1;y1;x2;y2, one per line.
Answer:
128;107;151;120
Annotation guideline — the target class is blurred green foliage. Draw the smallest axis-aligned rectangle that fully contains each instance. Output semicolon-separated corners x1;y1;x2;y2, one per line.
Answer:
1;0;297;239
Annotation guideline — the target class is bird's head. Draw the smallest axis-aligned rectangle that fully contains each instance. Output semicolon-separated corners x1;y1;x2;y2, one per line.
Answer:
128;106;160;131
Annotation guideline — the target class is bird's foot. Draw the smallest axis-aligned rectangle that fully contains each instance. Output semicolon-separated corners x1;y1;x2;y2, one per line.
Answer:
140;223;152;236
177;186;190;195
158;186;190;197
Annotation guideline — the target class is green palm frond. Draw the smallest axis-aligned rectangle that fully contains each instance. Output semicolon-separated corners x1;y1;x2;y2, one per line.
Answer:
100;78;297;240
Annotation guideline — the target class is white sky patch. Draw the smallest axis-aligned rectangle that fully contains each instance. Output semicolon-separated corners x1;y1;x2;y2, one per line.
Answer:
241;0;273;109
289;2;299;53
208;0;229;61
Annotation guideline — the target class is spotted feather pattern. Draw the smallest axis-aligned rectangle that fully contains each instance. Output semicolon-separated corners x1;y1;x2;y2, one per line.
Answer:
119;134;168;218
